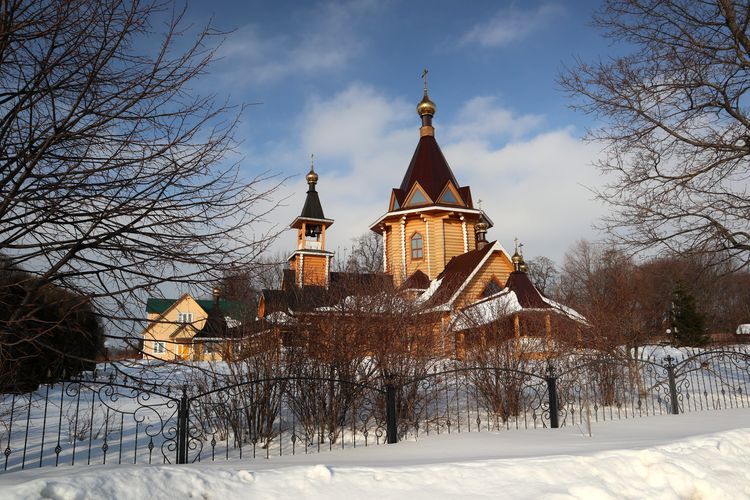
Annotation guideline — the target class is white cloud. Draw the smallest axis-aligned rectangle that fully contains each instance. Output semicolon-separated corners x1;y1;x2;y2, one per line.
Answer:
460;3;564;48
445;96;544;142
215;1;378;86
260;83;605;265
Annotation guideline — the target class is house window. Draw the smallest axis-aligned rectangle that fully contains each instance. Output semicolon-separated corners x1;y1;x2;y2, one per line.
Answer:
177;312;193;323
153;341;166;354
411;233;423;259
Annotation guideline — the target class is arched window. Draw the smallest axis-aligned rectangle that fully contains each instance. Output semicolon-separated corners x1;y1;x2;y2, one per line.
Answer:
411;233;423;259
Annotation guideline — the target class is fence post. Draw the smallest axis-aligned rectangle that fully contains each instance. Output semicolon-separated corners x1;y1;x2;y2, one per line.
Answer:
176;386;189;464
546;366;559;429
385;380;398;444
664;356;680;415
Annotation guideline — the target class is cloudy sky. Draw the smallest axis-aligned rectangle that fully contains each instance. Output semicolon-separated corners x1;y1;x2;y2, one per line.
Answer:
186;0;613;265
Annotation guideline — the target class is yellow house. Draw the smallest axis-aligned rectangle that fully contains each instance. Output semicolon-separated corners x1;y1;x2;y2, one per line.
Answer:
141;291;246;361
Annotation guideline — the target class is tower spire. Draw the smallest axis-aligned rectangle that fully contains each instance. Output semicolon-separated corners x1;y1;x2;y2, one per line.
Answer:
416;68;436;137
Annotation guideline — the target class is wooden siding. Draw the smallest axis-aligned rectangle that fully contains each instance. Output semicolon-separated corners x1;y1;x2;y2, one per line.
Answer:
384;225;400;278
380;211;482;286
302;254;327;287
442;220;464;264
466;220;477;251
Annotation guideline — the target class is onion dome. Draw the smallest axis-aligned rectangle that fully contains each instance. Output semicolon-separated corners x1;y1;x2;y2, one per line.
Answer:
306;154;318;185
417;93;436;117
512;251;522;264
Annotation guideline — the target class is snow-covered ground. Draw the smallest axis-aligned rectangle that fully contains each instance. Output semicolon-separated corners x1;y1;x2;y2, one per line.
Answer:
2;407;748;499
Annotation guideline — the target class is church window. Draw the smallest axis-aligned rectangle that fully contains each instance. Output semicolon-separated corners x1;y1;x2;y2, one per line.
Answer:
439;188;458;204
153;341;166;354
411;233;423;259
407;190;428;206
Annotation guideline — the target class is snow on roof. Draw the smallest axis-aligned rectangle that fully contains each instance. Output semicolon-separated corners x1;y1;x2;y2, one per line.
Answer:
540;296;588;324
450;287;588;331
265;311;295;324
415;277;443;305
737;324;750;335
450;290;522;330
313;293;410;314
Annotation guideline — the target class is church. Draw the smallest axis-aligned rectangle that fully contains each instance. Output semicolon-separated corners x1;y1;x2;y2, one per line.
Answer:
257;80;586;357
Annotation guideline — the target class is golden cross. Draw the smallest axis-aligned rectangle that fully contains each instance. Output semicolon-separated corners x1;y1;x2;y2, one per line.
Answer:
310;153;315;171
421;68;429;93
514;236;519;252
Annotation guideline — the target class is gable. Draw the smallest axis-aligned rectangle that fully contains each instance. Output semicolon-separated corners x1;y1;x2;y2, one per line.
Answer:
437;182;465;207
422;242;498;309
454;250;514;308
404;182;432;208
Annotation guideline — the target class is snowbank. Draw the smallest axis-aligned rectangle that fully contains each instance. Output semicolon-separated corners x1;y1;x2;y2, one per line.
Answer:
2;408;749;499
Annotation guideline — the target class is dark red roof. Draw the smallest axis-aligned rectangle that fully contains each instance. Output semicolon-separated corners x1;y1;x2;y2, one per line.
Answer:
423;242;496;307
396;135;472;207
504;271;550;309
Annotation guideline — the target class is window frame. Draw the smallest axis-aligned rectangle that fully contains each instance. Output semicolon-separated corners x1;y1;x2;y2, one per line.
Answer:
411;232;424;260
177;312;193;324
153;341;166;354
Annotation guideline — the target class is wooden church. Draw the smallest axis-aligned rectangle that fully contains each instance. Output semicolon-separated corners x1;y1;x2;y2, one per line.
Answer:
258;79;586;357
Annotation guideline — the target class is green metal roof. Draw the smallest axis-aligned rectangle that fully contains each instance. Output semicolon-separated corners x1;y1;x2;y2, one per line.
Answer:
145;297;249;319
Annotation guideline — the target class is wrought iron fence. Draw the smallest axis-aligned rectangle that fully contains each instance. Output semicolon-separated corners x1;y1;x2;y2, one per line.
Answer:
2;346;749;474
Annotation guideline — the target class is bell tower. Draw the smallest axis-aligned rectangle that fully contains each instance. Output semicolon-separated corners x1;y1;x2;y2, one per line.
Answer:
288;157;334;288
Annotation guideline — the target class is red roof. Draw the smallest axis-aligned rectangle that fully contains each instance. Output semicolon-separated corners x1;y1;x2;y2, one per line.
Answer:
395;135;472;208
504;271;549;309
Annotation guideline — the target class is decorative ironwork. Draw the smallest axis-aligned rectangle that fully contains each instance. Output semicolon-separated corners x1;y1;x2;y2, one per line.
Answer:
1;346;749;474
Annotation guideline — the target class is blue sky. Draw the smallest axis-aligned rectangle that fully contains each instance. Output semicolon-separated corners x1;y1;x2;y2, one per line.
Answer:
185;0;613;265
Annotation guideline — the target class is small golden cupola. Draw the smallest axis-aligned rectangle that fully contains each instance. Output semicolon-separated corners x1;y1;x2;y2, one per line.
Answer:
288;155;335;288
511;238;529;273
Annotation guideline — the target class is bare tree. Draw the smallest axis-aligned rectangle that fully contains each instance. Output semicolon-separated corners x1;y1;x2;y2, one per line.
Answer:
560;0;750;270
0;1;280;370
526;256;560;298
558;241;657;359
336;232;384;273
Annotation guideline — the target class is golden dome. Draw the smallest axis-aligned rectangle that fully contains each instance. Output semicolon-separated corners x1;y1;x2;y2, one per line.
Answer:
306;154;319;185
306;167;318;185
519;262;529;273
511;251;522;264
417;93;436;117
475;220;488;232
